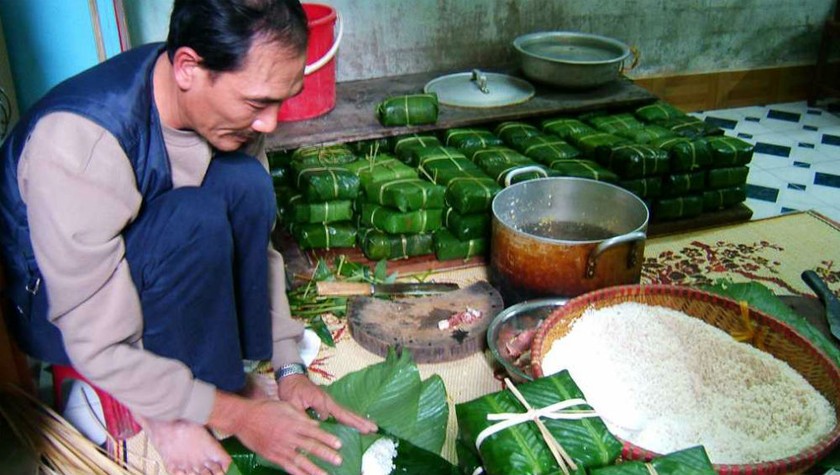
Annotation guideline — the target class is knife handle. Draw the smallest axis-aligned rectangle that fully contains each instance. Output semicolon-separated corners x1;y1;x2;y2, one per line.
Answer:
802;270;838;307
316;281;373;296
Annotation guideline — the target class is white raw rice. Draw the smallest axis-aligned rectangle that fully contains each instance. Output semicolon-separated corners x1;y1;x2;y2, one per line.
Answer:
541;302;836;464
361;437;398;475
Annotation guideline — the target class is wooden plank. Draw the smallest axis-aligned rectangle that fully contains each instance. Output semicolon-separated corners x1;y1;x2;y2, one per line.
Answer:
265;71;657;151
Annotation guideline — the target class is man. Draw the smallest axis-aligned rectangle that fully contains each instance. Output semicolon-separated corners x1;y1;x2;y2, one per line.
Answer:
0;1;376;474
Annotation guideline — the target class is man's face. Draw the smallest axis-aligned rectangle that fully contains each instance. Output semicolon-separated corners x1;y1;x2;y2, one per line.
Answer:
183;38;306;151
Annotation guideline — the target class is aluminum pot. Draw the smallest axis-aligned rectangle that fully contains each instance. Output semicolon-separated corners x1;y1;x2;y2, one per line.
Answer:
513;31;632;89
490;170;648;305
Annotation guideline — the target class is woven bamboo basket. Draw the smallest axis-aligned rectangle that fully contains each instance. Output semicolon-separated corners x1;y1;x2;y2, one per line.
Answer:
530;284;840;475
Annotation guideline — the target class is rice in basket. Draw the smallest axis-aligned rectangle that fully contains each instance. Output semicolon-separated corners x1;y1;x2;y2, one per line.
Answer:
540;301;836;465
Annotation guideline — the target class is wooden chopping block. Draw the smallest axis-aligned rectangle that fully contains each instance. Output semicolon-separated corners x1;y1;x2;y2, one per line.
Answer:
347;280;504;363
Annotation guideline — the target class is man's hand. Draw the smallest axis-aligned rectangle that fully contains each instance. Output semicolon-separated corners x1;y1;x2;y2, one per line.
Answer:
210;391;346;475
277;374;378;434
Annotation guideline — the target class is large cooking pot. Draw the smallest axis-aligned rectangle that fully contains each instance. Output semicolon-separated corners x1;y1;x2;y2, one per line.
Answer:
490;171;648;305
513;31;633;89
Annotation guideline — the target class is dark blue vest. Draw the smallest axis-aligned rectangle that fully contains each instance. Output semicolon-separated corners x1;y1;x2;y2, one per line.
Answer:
0;43;173;361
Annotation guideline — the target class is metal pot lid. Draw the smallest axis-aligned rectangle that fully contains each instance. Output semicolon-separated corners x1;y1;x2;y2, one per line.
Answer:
424;69;535;108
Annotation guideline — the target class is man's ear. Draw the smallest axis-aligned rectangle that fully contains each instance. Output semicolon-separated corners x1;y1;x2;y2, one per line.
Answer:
171;47;204;90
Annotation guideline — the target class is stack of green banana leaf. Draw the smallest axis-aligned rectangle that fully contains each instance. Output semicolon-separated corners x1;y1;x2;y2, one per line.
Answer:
456;370;623;475
631;102;749;220
224;350;459;475
271;144;362;250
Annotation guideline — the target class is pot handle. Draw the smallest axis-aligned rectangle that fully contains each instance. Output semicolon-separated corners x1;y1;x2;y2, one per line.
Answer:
585;231;646;279
503;165;549;187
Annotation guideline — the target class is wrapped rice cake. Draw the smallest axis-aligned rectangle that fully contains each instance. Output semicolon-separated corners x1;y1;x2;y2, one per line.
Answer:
443;127;504;149
291;222;357;249
707;166;749;189
703;185;747;211
494;121;542;148
705;136;754;167
634;101;687;124
661;172;706;198
342;154;417;189
654;194;704;220
549;159;618;183
358;203;443;234
291;144;358;166
433;229;487;261
587;113;645;134
288;199;354;224
364;178;446;212
443;207;490;241
456;371;622;475
515;135;583;164
295;167;361;203
376;92;439;127
444;177;500;214
541;118;596;141
597;144;670;178
357;228;434;261
390;134;442;163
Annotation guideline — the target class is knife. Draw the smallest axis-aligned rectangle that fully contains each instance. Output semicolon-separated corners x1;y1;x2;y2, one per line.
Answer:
801;270;840;341
316;281;460;297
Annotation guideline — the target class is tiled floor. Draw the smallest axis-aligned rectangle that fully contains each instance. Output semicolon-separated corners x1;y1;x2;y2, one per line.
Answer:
690;101;840;223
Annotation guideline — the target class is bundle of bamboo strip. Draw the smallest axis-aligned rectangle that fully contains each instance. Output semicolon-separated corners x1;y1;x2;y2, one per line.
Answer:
0;383;142;475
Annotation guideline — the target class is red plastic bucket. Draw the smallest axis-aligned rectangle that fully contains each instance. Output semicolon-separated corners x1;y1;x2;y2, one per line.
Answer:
278;3;341;122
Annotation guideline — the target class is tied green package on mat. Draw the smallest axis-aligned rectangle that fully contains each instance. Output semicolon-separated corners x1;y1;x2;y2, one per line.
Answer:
703;185;747;211
705;136;754;167
349;137;390;157
357;228;434;260
444;128;505;149
376;92;439;127
468;146;533;168
587;113;646;134
657;116;724;139
541;118;596;141
456;371;622;475
291;222;357;250
706;166;749;189
223;349;459;475
615;125;677;144
390;134;442;162
443;207;490;241
590;446;716;475
654;194;704;220
495;121;542;148
652;137;713;173
405;145;470;168
433;229;487;261
342;154;417;188
516;135;583;164
549;159;618;183
359;202;443;234
445;177;501;214
295;167;361;203
364;178;447;212
598;144;670;179
661;172;706;198
568;130;630;157
288;199;354;224
618;176;663;199
634;101;687;124
291;144;358;166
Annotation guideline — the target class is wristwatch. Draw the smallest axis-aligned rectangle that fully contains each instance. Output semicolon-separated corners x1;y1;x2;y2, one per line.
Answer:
274;363;307;381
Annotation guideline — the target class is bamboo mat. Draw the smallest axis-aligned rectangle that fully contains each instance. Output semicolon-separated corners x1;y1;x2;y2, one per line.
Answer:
119;210;840;472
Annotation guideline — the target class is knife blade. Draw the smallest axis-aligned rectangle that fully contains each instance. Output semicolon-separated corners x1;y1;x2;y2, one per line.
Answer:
315;281;460;297
801;270;840;341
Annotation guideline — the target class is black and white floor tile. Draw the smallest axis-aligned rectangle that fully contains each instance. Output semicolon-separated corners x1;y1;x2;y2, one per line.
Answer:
691;101;840;223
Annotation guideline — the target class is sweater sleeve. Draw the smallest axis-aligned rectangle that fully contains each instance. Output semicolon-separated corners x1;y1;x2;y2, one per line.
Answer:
18;112;216;424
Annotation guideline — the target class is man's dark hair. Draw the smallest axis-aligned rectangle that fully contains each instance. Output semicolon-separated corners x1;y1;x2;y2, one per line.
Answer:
166;0;309;73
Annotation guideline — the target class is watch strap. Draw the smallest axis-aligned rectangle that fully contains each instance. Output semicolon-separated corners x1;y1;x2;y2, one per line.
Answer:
274;363;307;380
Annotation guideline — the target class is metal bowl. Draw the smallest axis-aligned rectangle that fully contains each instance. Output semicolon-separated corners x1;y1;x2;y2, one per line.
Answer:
513;31;631;89
486;297;568;382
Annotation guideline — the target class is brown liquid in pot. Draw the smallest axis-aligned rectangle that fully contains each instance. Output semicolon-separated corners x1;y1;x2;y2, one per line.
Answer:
518;220;616;241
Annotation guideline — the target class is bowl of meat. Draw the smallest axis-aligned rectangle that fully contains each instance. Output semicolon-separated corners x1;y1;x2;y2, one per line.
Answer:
486;297;568;382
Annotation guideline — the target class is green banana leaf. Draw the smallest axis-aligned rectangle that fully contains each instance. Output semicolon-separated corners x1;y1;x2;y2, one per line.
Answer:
456;370;622;475
597;144;670;179
588;113;645;134
705;136;754;167
223;349;454;475
590;446;715;474
661;171;706;198
634;101;687;124
363;178;446;212
494;121;542;148
707;166;749;189
616;125;677;144
702;185;746;211
376;93;439;127
540;118;596;141
653;194;704;220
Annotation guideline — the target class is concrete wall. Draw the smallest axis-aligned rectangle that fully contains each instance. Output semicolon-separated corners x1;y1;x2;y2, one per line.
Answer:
124;0;834;81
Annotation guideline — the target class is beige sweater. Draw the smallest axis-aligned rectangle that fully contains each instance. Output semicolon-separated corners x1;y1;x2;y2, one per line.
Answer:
17;111;303;424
